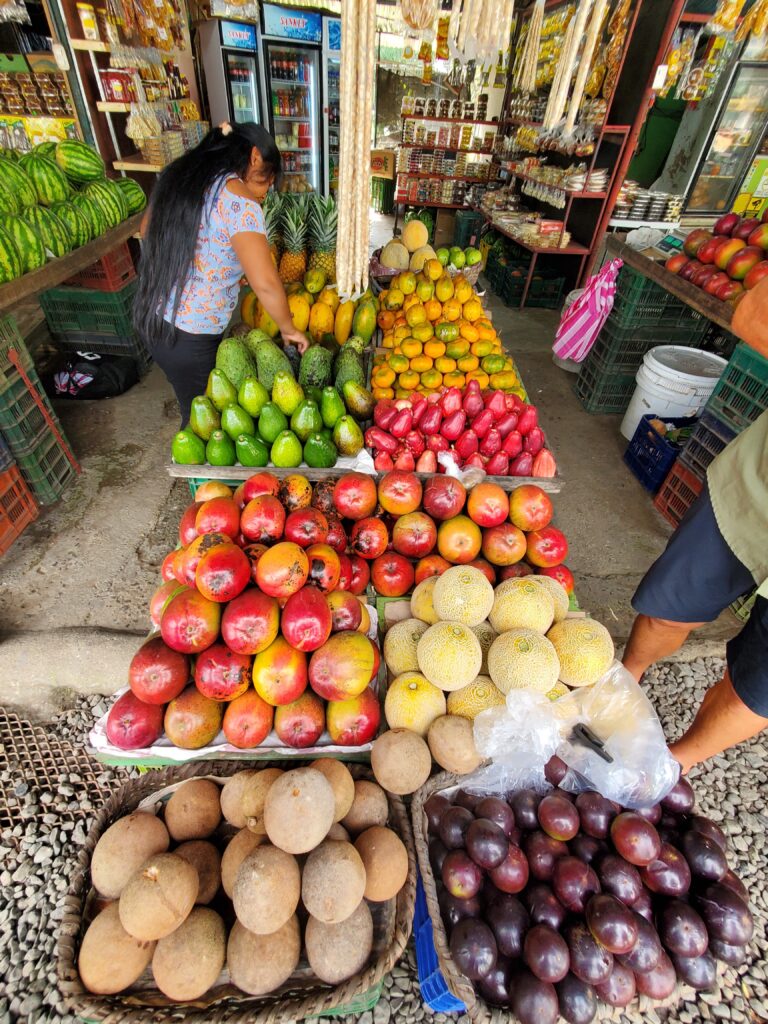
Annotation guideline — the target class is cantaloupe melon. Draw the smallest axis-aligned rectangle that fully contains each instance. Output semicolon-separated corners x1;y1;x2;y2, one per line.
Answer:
380;239;409;270
227;916;301;995
446;675;506;719
427;715;482;774
402;219;429;253
489;578;555;634
371;729;432;795
432;566;494;627
470;620;498;674
416;620;482;692
531;576;570;623
384;671;447;735
383;617;429;676
487;628;560;695
409;244;437;272
410;576;439;624
547;618;614;686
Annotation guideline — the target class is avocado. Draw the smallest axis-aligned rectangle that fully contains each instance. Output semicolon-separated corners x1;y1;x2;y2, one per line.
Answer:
221;404;255;441
290;399;323;442
236;434;269;467
334;347;365;395
215;337;258;390
341;380;375;420
255;336;294;390
205;369;238;412
272;370;304;416
243;327;272;362
270;429;303;468
238;376;269;417
343;334;367;356
283;343;301;377
320;386;345;429
206;429;236;466
189;396;220;441
332;415;364;457
304;433;338;469
305;385;324;407
299;344;334;390
171;428;206;465
258;402;288;444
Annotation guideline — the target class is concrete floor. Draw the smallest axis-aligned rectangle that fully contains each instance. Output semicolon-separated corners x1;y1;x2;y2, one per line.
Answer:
0;239;738;719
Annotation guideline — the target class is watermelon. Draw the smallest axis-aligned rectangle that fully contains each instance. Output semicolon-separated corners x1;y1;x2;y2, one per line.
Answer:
55;139;105;183
0;158;37;208
83;179;128;228
114;176;147;215
0;148;19;162
0;224;22;283
34;141;58;161
25;205;73;258
2;215;46;273
18;154;71;207
71;193;107;237
0;186;20;217
51;200;91;248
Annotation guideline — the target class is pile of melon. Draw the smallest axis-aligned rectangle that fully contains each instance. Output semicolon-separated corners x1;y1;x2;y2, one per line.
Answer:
78;764;410;1003
371;566;615;794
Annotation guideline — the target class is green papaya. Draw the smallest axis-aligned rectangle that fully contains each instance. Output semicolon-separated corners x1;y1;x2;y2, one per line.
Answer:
238;376;269;417
272;370;304;417
304;433;338;469
332;415;364;457
341;380;375;420
258;402;288;444
221;403;255;441
205;369;237;412
236;434;269;467
171;428;206;465
290;399;323;442
271;429;303;468
189;396;220;441
320;386;345;429
206;429;236;466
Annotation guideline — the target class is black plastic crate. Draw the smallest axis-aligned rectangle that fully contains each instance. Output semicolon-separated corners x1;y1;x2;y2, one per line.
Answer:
624;415;697;494
526;275;566;309
574;350;637;415
589;316;710;375
678;408;737;480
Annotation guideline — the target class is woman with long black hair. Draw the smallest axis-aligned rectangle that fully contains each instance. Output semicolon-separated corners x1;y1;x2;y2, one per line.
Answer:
133;121;307;424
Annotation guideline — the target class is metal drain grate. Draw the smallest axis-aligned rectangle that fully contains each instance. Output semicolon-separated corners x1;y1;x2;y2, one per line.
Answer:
0;707;129;838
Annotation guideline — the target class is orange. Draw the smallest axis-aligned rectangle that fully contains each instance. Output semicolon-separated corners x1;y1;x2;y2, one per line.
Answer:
477;317;494;329
435;356;457;373
424;298;443;322
393;325;410;342
394;388;411;400
471;339;493;357
372;386;395;400
443;372;466;389
372;366;396;388
401;337;423;359
412;322;434;342
460;322;479;343
389;353;409;373
477;323;496;342
425;258;443;281
442;298;462;322
424;340;446;359
457;354;479;372
410;355;433;373
462;298;484;322
420;368;443;389
446;338;470;359
398;370;420;390
377;310;395;330
465;369;490;388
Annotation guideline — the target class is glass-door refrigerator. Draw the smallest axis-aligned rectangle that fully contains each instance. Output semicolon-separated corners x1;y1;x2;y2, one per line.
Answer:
261;3;323;193
323;17;341;196
199;19;264;128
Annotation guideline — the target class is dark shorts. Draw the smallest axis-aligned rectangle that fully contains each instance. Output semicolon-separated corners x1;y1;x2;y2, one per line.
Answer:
633;482;768;717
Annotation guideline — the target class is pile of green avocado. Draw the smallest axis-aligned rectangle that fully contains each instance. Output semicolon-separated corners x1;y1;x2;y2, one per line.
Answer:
171;330;374;470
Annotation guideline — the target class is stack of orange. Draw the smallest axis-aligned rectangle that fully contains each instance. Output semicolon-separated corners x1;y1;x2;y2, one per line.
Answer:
371;260;523;399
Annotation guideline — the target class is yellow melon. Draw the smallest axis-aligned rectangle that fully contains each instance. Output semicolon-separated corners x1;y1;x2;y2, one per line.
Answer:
546;682;570;701
547;619;614;687
531;576;569;623
409;244;437;272
446;675;506;719
384;671;447;735
383;618;429;676
432;565;494;627
381;239;410;271
402;220;429;253
416;621;482;692
487;629;560;695
489;578;555;635
470;620;498;674
410;576;439;624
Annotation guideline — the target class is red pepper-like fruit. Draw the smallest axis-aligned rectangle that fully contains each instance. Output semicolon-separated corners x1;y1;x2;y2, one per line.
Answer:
405;430;426;457
374;399;397;430
523;426;545;455
463;381;485;418
464;452;486;470
502;430;523;457
441;409;467;441
427;434;450;453
517;404;538;436
416;449;437;473
509;452;534;476
394;449;415;471
365;426;398;453
480;428;502;458
455;429;479;460
486;391;507;418
390;408;413;438
373;451;394;471
420;405;442;436
440;387;463;416
411;395;429;428
485;452;510;476
471;409;494;439
505;393;523;412
496;411;519;438
532;449;557;477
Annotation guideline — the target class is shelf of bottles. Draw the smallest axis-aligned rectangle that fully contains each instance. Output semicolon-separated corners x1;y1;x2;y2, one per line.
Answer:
328;57;339;195
269;51;312;120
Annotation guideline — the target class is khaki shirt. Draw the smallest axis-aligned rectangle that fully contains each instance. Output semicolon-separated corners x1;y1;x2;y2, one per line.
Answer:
707;407;768;598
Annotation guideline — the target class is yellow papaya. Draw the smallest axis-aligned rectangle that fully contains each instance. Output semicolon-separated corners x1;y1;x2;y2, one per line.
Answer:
334;299;355;345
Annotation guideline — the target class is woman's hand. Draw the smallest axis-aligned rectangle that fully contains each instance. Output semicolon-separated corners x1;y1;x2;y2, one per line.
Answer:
232;231;310;351
282;326;310;353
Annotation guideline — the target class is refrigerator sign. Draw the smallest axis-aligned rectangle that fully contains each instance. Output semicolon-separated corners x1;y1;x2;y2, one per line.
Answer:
263;4;321;42
327;18;341;52
221;20;257;50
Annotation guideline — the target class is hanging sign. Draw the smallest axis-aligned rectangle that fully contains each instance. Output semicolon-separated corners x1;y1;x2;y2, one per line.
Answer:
327;17;341;52
221;20;257;50
263;4;322;42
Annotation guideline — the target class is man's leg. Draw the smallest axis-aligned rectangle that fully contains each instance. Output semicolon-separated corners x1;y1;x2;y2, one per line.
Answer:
670;668;768;774
623;614;706;681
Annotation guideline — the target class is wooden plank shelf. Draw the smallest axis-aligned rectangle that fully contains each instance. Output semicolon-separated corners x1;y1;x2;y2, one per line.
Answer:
69;38;110;52
97;101;131;113
401;114;500;126
486;217;588;255
113;156;164;172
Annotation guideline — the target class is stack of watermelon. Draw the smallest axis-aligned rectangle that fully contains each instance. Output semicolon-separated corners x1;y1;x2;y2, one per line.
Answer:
0;139;147;284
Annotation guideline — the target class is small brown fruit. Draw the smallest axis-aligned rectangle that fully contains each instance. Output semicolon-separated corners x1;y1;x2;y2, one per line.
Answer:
354;826;409;902
427;714;482;774
164;779;221;841
118;853;198;941
90;812;169;899
305;901;374;984
309;758;355;822
221;829;264;898
220;770;259;828
241;768;283;834
301;841;366;923
78;903;155;994
151;907;225;1000
371;729;431;795
233;845;300;934
174;840;221;904
227;917;301;995
263;767;335;854
341;780;389;834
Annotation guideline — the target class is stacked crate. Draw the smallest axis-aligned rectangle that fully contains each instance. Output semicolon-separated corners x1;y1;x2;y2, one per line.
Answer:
575;265;711;415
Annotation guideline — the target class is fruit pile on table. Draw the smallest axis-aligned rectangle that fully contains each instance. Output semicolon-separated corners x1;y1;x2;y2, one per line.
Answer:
670;211;768;304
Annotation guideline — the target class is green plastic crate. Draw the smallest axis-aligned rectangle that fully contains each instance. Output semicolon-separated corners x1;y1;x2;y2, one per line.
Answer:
526;276;566;309
39;280;137;340
730;589;757;625
0;316;34;389
609;265;709;330
589;315;710;376
0;370;64;458
705;342;768;434
15;432;77;505
574;351;637;415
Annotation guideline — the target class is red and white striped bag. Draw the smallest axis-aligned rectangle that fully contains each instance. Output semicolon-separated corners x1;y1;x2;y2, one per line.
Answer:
552;258;623;363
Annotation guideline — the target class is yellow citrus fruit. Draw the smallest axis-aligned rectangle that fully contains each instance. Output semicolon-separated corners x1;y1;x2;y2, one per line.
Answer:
424;298;443;322
372;386;395;400
446;338;470;359
393;325;410;342
405;304;427;328
462;298;484;322
401;338;423;358
465;370;489;388
457;354;479;372
412;322;434;342
443;371;466;388
410;355;433;373
424;340;446;359
460;323;480;343
420;369;442;389
399;271;417;295
385;288;404;311
425;258;443;282
442;298;462;322
435;356;457;373
435;275;454;302
398;370;420;390
471;339;493;357
388;353;409;373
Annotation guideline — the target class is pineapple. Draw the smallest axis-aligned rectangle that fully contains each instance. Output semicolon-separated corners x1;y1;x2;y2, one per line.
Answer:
263;192;282;266
278;197;308;284
308;194;338;283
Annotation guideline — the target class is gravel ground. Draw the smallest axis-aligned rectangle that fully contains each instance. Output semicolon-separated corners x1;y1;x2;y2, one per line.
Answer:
0;657;765;1024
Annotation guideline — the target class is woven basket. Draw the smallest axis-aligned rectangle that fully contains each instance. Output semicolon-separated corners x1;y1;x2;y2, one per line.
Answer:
57;760;417;1023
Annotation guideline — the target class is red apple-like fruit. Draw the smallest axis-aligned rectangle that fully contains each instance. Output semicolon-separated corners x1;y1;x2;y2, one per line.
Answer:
274;690;325;748
692;264;720;288
348;554;371;595
415;554;452;582
325;515;347;554
150;580;188;629
129;635;189;705
279;473;313;512
305;543;342;593
526;526;569;568
252;635;308;705
194;643;251;701
178;502;202;546
242;542;268;584
195;497;240;540
714;237;746;271
748;222;768;250
732;217;760;241
726;245;763;281
509;484;554;531
392;511;437;558
538;564;575;593
332;472;378;520
222;690;273;748
744;260;768;289
716;279;744;301
422;476;467;520
243;471;280;501
713;212;740;236
678;259;702;281
326;685;381;745
195;542;251;603
682;229;712;259
482;522;528;566
350;517;390;559
177;532;229;587
704;272;730;296
309;631;375;701
160;589;221;654
221;588;280;655
161;550;178;581
499;562;534;580
280;585;333;652
371;551;415;597
255;541;310;598
164;685;223;749
240;495;285;544
664;254;688;274
106;690;164;750
696;235;728;265
284;507;329;548
466;482;510;527
326;589;364;632
468;558;496;584
378;469;423;515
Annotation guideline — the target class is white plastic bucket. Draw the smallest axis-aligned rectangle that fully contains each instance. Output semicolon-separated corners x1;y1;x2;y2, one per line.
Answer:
620;345;727;440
